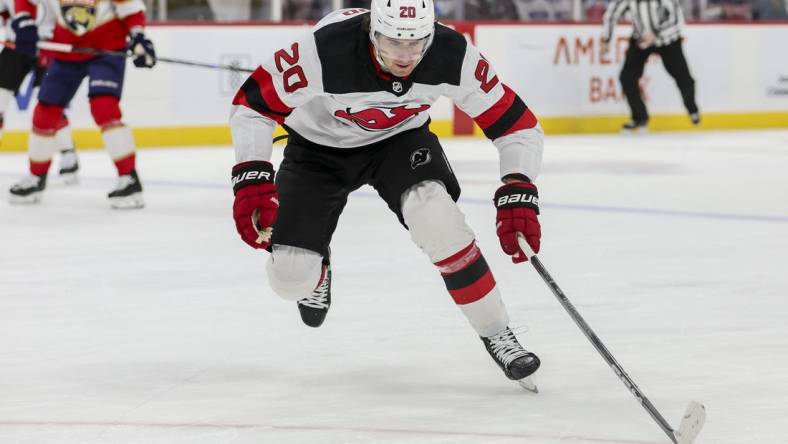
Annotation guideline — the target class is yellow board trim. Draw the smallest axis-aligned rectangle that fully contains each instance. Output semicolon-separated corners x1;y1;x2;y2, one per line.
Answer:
1;112;786;152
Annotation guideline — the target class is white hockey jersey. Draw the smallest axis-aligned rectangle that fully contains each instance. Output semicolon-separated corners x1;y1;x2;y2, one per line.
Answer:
230;8;544;180
1;0;57;41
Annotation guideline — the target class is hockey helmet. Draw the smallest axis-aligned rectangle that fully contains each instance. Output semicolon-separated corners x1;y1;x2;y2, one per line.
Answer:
369;0;435;41
369;0;435;69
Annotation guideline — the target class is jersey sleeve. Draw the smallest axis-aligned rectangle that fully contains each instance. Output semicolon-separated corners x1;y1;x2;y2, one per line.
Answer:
445;42;544;181
14;0;36;16
113;0;146;32
601;0;629;42
230;31;324;163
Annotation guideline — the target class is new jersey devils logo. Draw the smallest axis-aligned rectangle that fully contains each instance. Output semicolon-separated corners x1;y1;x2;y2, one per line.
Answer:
334;104;430;131
410;147;432;170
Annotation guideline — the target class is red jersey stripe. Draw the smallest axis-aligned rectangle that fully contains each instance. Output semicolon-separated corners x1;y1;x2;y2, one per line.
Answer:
473;84;517;130
501;107;538;137
250;67;294;115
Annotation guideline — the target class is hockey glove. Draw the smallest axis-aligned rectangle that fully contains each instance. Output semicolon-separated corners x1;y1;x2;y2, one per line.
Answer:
494;180;541;263
10;14;38;59
232;161;279;250
128;31;156;68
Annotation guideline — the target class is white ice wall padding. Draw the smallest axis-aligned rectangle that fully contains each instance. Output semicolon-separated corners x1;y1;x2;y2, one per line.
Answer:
3;24;787;131
476;24;788;116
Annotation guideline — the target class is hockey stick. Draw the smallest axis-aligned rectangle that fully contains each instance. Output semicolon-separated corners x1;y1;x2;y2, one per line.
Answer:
2;40;255;73
516;235;706;444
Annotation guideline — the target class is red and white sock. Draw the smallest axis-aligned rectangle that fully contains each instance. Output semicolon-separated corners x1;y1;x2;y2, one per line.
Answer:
435;241;509;337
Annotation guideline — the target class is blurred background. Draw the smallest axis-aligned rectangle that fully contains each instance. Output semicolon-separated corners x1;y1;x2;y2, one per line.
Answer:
142;0;788;21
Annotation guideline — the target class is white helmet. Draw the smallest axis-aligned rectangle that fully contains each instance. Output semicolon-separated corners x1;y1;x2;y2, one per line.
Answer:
369;0;435;41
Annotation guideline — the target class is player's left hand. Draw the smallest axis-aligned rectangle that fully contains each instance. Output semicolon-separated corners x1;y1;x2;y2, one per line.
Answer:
494;180;541;263
128;31;156;68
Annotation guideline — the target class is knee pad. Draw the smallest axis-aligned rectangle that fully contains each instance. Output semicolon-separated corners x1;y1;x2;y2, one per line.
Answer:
266;245;324;301
89;95;122;129
32;103;65;135
401;180;475;263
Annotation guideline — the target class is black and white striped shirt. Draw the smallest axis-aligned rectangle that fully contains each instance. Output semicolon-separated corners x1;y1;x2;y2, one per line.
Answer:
602;0;685;47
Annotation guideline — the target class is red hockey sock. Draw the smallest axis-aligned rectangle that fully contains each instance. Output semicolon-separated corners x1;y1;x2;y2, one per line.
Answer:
435;242;497;305
30;159;52;176
114;153;136;176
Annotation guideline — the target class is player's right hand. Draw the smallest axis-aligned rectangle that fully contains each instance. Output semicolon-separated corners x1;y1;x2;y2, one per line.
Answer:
232;161;279;250
10;14;38;59
494;180;541;263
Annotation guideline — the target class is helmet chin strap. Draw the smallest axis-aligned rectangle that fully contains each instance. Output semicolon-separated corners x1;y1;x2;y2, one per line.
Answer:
370;38;388;70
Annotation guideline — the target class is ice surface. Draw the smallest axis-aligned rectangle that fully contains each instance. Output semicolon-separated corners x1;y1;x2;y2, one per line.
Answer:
1;130;787;443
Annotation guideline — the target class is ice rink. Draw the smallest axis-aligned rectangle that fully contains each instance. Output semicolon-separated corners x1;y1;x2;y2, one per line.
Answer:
1;130;787;444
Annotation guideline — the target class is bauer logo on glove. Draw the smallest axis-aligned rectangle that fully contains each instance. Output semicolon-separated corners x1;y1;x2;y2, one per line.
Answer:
232;161;279;250
496;193;539;208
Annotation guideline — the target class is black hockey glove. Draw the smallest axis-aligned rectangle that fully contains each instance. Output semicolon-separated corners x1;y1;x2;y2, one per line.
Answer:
11;14;38;59
128;31;156;68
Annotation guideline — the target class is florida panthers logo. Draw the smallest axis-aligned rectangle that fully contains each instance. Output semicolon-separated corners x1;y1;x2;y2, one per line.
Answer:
334;104;430;131
410;147;432;170
60;0;97;36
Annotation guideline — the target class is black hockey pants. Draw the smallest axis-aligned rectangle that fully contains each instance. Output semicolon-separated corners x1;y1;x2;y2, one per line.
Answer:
619;38;698;123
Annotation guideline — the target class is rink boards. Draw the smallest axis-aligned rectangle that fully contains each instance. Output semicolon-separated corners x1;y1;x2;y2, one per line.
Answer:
0;22;787;150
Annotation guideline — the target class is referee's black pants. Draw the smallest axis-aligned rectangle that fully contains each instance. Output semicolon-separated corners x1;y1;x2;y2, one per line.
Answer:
619;38;698;123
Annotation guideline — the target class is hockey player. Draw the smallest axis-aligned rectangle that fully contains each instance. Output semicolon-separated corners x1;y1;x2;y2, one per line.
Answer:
0;0;79;182
231;1;544;385
7;0;156;208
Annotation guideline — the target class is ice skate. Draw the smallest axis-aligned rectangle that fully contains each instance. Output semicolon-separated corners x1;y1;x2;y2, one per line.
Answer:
481;327;540;390
58;148;80;185
108;170;144;209
690;112;701;126
621;120;648;133
297;264;331;328
8;174;47;204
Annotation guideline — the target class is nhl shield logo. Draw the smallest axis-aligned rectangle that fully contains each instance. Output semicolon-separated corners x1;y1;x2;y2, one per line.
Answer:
60;0;97;36
410;147;432;170
392;81;403;93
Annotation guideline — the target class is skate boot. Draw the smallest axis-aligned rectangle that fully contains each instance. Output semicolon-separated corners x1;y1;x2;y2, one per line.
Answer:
621;120;648;133
689;112;701;126
8;174;47;204
297;263;331;328
108;169;144;209
481;327;541;381
58;148;79;185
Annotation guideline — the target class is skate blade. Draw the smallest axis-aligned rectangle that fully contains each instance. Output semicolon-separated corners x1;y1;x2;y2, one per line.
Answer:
8;192;42;204
621;127;648;135
60;172;79;185
674;400;705;444
109;193;145;210
517;376;538;393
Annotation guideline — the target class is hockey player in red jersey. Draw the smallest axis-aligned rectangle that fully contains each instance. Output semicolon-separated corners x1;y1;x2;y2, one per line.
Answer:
0;0;79;182
230;0;544;385
7;0;156;208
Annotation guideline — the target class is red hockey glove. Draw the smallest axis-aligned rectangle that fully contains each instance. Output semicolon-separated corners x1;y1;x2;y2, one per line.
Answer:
494;180;541;263
232;161;278;250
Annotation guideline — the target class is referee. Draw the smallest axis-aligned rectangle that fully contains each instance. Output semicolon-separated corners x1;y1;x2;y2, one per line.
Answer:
601;0;700;131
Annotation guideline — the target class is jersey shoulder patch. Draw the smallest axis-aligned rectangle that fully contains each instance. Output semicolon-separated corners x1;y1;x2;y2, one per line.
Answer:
411;23;467;87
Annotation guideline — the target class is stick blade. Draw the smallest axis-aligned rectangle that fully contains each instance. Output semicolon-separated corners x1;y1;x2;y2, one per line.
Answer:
674;400;706;444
